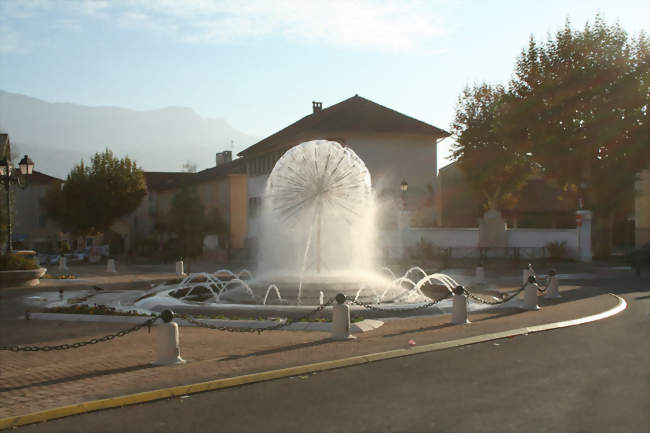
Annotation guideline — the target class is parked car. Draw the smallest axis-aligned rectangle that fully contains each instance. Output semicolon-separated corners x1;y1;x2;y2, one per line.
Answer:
64;253;84;265
626;242;650;277
48;254;61;265
73;249;90;263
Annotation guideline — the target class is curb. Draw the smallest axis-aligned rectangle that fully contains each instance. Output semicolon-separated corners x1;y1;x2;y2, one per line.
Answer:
0;294;627;430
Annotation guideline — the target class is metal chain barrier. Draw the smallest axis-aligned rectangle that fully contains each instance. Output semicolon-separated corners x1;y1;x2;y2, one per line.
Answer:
464;283;527;305
177;298;336;334
0;316;160;352
348;291;453;312
464;274;546;305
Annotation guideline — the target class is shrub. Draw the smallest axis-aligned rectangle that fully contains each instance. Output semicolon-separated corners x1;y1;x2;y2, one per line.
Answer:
546;241;568;260
0;254;40;271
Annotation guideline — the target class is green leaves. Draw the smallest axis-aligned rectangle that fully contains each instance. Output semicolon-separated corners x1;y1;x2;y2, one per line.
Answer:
155;186;227;259
452;14;648;221
451;83;533;211
40;149;146;236
508;16;648;213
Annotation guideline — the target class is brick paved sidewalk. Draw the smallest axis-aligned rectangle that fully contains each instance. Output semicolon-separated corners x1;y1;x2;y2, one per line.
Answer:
0;286;618;419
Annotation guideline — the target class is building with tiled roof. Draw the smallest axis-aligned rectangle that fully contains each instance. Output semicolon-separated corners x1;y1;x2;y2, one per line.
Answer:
439;161;578;228
121;152;248;259
14;170;65;252
240;95;450;246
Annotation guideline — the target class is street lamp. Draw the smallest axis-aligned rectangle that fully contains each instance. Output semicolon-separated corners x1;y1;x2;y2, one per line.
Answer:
0;155;35;254
400;179;408;210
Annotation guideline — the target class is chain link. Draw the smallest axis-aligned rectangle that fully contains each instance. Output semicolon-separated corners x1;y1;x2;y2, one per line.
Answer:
348;292;453;312
464;284;527;305
177;298;336;334
0;316;160;352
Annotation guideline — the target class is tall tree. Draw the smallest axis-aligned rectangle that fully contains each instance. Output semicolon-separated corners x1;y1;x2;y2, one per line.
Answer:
507;16;649;251
155;186;227;261
451;83;534;212
41;149;146;239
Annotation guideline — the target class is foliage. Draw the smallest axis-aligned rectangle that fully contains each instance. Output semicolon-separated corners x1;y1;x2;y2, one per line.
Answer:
451;83;534;211
507;16;649;217
41;273;76;279
0;253;39;271
182;161;198;173
155;186;228;260
46;304;150;316
109;234;125;257
41;149;146;237
0;189;9;250
545;240;568;259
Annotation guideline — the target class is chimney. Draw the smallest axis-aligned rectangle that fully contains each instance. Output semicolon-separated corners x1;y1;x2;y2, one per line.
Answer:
216;150;232;166
312;101;322;113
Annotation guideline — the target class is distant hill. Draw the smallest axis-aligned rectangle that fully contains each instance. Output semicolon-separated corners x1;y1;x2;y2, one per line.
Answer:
0;90;258;178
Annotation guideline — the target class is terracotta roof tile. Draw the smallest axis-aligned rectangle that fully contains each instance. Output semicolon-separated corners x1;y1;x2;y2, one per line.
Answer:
239;95;449;157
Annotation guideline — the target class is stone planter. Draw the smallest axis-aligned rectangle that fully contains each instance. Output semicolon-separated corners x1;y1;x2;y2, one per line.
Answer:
0;268;47;288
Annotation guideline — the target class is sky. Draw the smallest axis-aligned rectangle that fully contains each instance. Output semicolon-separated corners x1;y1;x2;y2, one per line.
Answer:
1;0;648;168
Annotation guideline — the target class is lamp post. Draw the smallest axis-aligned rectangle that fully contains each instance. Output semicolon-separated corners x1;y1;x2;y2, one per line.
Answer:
0;155;35;254
400;179;408;211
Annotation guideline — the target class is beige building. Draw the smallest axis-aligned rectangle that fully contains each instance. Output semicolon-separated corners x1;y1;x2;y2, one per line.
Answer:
239;95;450;244
635;167;650;247
119;154;248;259
13;171;65;252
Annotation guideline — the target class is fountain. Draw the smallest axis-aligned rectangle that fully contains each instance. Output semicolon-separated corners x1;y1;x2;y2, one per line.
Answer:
133;140;464;310
250;139;381;303
33;140;491;317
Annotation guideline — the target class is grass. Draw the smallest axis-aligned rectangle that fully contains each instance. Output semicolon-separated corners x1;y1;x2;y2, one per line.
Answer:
42;274;77;279
44;305;366;323
0;254;39;271
46;304;152;316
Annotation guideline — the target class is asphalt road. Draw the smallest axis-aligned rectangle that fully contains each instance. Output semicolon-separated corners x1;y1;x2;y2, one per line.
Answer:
14;273;650;433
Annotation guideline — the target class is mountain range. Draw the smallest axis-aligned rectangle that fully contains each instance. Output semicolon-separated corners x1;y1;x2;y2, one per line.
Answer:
0;90;258;178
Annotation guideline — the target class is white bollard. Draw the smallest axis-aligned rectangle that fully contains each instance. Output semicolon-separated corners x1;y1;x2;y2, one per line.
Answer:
523;281;541;310
522;268;531;286
545;272;561;299
331;295;356;340
58;256;68;272
475;266;485;283
451;291;470;325
153;311;185;366
175;260;186;277
106;258;116;273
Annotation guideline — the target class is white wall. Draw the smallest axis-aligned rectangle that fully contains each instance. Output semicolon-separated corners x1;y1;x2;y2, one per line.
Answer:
405;228;479;248
380;226;581;260
245;132;440;240
506;229;578;255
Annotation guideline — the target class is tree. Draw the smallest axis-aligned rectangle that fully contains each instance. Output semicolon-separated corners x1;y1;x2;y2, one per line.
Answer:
450;83;534;212
155;186;228;262
41;149;146;239
507;16;649;251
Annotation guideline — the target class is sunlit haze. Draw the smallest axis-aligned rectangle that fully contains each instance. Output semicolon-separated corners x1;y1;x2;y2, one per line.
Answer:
1;0;648;170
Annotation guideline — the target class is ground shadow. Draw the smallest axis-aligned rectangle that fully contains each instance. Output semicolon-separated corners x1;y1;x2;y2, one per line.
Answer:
382;322;455;337
0;363;154;393
219;338;333;362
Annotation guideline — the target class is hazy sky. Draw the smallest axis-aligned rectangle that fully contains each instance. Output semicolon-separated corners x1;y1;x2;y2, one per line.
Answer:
1;0;648;167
